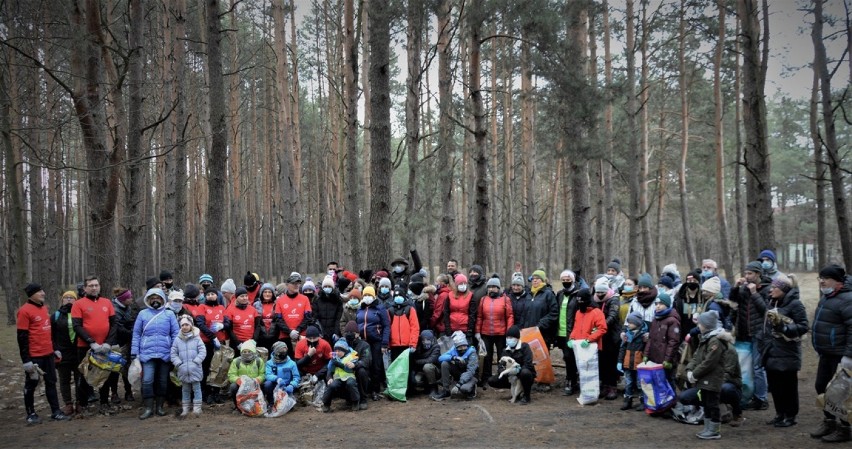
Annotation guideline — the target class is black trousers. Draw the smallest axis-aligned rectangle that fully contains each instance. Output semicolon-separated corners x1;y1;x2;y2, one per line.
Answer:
367;340;386;393
481;335;506;380
599;343;620;387
56;359;81;405
76;347;113;405
24;356;61;415
354;366;370;403
322;378;359;405
487;367;535;398
767;369;799;418
201;341;215;397
556;336;578;384
701;389;721;422
816;354;847;423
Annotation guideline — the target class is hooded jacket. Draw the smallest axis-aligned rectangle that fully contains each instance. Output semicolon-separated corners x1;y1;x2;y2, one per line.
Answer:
507;289;533;329
476;293;514;337
112;297;137;347
170;326;206;383
811;275;852;357
444;290;475;336
595;289;622;346
411;286;435;334
312;289;343;343
356;301;391;347
644;307;682;365
686;327;734;392
339;299;361;335
757;287;808;372
412;330;441;370
569;306;608;349
265;355;300;389
131;292;180;362
618;322;648;370
438;345;479;384
388;302;420;348
730;278;772;340
527;285;558;338
253;283;278;343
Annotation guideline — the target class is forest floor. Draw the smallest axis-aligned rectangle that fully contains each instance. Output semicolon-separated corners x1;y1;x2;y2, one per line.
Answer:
0;273;833;448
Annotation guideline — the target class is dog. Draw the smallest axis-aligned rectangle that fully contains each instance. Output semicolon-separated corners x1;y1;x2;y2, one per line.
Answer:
497;356;523;403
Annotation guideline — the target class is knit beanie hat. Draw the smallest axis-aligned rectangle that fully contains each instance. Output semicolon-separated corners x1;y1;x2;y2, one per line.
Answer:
145;277;160;290
362;286;376;297
259;283;275;297
819;264;846;283
662;263;680;279
333;339;350;352
532;270;547;281
198;273;214;284
306;325;321;338
184;283;200;300
168;290;185;301
486;277;502;289
234;287;248;297
607;260;621;273
506;325;521;339
658;276;674;290
655;291;672;308
348;289;362;300
744;260;764;275
594;277;609;293
271;341;288;356
379;277;392;289
698;311;718;331
159;270;173;281
454;274;468;285
452;330;468;348
322;276;334;288
179;315;193;327
511;273;525;286
204;286;219;296
637;273;654;288
238;339;257;353
469;265;484;276
300;280;315;293
62;290;78;300
560;269;576;281
771;274;793;293
701;277;721;295
375;270;389;280
24;283;42;298
220;279;237;294
409;273;426;295
626;312;644;328
759;249;777;263
344;321;358;334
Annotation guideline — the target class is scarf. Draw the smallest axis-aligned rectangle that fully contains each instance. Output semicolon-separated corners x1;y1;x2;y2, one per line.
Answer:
654;306;673;319
530;284;544;297
637;287;657;308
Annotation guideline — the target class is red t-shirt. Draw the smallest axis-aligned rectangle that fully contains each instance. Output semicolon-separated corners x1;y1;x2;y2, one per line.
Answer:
225;304;257;343
17;302;53;358
294;337;332;375
197;303;226;343
71;296;115;347
183;303;200;317
258;302;275;332
274;293;312;338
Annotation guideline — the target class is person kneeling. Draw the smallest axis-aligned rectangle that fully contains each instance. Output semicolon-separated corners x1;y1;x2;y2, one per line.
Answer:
226;340;265;409
321;340;360;412
487;326;535;404
431;331;479;401
263;341;300;406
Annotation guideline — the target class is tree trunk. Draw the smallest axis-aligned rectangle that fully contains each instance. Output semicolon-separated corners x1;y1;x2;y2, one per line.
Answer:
812;0;852;268
365;0;392;270
677;0;697;270
733;18;747;270
403;0;424;256
626;0;641;276
344;0;361;270
739;0;776;258
437;0;456;265
639;1;656;276
520;26;536;271
602;0;615;262
469;3;489;268
361;0;372;218
714;0;733;279
810;56;827;269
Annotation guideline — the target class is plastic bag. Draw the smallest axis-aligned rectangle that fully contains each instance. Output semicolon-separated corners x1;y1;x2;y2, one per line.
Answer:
299;377;326;408
819;366;852;423
235;375;267;417
478;338;488;357
671;402;704;425
638;361;676;413
519;327;555;384
170;366;182;387
382;351;391;371
734;341;754;408
88;349;126;372
78;354;111;389
207;346;234;388
128;358;142;391
265;385;298;418
384;350;410;402
572;340;599;405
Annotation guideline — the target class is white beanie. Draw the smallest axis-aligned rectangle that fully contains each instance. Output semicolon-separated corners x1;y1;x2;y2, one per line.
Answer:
594;277;609;293
701;276;721;295
220;278;237;294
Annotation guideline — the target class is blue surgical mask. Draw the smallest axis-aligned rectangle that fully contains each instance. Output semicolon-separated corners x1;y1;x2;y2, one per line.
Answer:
761;260;773;270
407;290;414;297
169;302;182;312
820;287;835;296
623;286;635;293
394;296;405;305
323;287;333;294
393;265;404;274
702;270;714;279
348;299;359;307
506;337;518;348
380;287;390;295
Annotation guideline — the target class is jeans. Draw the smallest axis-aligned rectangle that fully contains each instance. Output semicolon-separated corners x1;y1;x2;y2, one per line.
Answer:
56;360;81;405
623;369;638;398
181;381;202;404
24;356;60;415
141;358;171;399
751;340;767;401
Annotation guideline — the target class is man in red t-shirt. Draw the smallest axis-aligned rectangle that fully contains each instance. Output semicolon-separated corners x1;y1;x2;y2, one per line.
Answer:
71;275;117;412
294;325;332;381
224;287;259;350
274;274;312;347
17;283;70;423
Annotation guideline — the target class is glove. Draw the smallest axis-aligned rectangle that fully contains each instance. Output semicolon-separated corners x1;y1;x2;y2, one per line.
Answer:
211;322;224;332
90;343;104;353
842;356;852;371
475;333;481;341
277;378;286;386
617;363;623;373
23;361;35;373
54;350;62;360
580;339;590;348
662;361;672;370
408;347;415;353
284;385;294;394
451;384;461;395
290;330;300;341
687;371;696;384
642;356;648;363
213;339;221;350
566;340;574;349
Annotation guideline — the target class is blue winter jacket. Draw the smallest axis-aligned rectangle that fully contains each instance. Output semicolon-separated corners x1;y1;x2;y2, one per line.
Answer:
357;302;390;347
170;327;206;383
437;346;479;384
132;304;179;362
265;356;301;389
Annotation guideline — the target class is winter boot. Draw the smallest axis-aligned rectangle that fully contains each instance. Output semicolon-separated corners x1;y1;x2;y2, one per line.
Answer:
822;421;851;443
155;397;166;416
605;385;618;400
139;398;154;420
428;385;438;398
620;396;634;411
811;419;837;439
179;402;190;418
696;419;721;440
192;400;202;416
562;381;574;396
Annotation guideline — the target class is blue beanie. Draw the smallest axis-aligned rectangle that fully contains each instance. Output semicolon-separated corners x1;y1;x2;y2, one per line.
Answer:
758;249;776;263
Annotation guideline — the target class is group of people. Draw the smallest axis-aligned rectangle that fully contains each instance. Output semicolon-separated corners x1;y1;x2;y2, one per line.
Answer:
15;249;852;443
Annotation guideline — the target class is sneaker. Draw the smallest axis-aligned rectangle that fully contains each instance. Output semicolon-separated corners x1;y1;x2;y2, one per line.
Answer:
213;394;226;405
51;411;71;421
431;390;450;401
518;396;530;405
371;392;381;401
99;403;118;416
26;413;42;425
729;415;745;427
61;404;75;416
359;401;368;411
766;415;784;426
110;394;122;405
321;404;331;413
746;398;769;410
774;416;797;428
124;391;135;402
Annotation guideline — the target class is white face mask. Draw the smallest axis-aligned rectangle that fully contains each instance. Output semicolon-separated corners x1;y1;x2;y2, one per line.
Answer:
363;296;375;305
458;285;468;293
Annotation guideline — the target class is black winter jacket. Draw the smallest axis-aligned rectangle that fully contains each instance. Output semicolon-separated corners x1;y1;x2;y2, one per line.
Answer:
500;341;536;376
528;286;558;339
554;286;579;338
112;299;137;347
812;275;852;357
312;291;343;343
508;290;533;329
730;279;772;340
51;304;78;364
756;288;808;372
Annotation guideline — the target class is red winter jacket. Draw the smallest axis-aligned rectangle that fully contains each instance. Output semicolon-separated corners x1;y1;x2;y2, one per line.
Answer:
569;307;608;350
388;304;420;348
475;294;514;336
444;291;475;335
430;286;451;333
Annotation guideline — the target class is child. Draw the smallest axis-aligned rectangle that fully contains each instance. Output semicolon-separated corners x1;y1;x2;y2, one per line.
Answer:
226;339;265;408
618;312;648;410
321;339;360;412
644;291;681;392
170;315;207;417
263;341;300;405
686;311;732;440
431;330;479;400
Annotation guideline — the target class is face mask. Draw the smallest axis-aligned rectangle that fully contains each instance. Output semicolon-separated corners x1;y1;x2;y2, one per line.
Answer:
323;287;333;295
206;296;218;305
606;274;615;281
458;285;468;292
702;270;714;279
328;270;336;277
345;333;356;344
307;340;318;348
596;293;606;301
304;292;315;300
394;296;405;305
393;265;404;274
241;351;256;363
169;302;182;312
562;282;573;290
820;287;835;296
761;261;773;270
623;286;635;293
488;291;500;298
422;341;432;349
380;287;390;295
363;296;375;305
273;351;287;362
577;300;589;312
469;274;480;282
150;299;163;309
686;282;698;290
348;299;359;307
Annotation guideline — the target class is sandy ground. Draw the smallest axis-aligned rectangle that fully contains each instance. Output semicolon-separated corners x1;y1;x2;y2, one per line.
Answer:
0;273;834;448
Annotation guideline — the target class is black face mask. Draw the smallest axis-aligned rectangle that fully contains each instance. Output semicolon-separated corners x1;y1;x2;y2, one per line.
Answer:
577;300;589;312
163;282;173;289
236;302;248;309
469;274;481;283
686;282;699;290
562;282;573;290
308;340;318;348
304;292;315;300
150;300;163;309
488;291;500;298
206;298;218;305
345;333;356;345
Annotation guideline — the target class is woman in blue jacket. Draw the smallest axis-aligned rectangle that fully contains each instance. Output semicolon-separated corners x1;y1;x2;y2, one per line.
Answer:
131;288;179;419
356;285;390;400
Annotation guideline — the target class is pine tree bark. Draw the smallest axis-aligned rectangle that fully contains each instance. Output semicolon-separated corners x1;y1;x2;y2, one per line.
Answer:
734;19;747;270
677;0;697;270
437;0;456;264
810;58;826;269
602;0;615;261
344;0;362;269
520;26;536;271
469;3;489;268
1;56;26;322
639;1;656;276
625;0;641;276
403;0;424;255
714;0;733;279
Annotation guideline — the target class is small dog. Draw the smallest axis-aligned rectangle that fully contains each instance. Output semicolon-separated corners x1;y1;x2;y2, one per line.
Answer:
497;356;522;403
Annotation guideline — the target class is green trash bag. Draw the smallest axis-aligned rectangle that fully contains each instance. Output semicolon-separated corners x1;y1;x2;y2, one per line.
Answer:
384;350;410;402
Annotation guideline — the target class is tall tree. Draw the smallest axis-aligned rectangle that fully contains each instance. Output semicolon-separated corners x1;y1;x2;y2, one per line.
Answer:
437;0;456;265
625;0;641;276
205;0;228;280
810;55;827;269
344;0;361;269
714;0;733;279
469;2;489;267
677;0;697;270
403;0;424;254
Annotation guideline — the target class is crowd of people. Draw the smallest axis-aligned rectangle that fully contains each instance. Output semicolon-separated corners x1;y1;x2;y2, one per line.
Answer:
14;249;852;442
